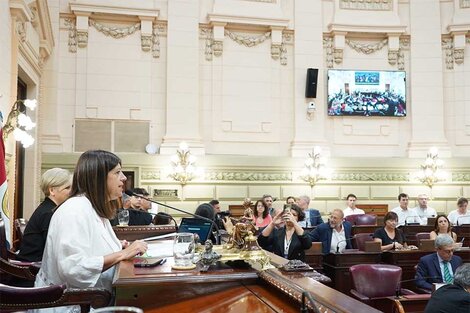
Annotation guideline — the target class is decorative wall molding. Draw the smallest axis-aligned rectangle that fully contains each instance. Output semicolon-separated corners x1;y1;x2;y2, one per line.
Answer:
345;38;388;54
64;18;77;53
205;171;292;181
397;38;409;70
225;30;271;47
323;37;334;68
331;172;409;182
340;0;393;11
461;0;470;8
77;30;88;48
442;38;455;69
141;170;161;180
242;0;276;3
452;173;470;182
89;20;141;39
16;21;27;42
200;28;214;61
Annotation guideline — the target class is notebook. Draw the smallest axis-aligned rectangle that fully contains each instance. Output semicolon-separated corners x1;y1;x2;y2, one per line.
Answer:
178;218;213;243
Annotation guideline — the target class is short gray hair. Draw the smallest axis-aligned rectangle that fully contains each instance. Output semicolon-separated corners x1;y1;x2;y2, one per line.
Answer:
41;168;72;196
434;234;454;248
298;195;310;204
454;263;470;289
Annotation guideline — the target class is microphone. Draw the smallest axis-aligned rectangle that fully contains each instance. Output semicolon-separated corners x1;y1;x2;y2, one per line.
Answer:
300;291;320;313
125;190;221;245
155;212;179;231
335;237;354;253
395;276;441;298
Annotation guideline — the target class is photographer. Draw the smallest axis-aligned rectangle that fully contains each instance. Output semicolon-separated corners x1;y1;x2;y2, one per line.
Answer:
258;204;312;261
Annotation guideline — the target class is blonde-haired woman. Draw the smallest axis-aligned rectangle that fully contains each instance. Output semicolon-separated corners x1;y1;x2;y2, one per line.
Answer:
17;168;72;263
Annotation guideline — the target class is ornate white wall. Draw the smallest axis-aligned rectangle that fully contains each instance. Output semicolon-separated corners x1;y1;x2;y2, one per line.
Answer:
1;0;469;219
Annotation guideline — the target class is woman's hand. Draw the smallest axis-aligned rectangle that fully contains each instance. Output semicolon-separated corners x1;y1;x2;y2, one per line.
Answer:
283;211;297;227
120;240;129;249
121;240;148;260
394;242;404;250
272;209;285;227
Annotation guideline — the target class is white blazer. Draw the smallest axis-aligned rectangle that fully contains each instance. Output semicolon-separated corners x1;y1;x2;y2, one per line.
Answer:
32;195;121;313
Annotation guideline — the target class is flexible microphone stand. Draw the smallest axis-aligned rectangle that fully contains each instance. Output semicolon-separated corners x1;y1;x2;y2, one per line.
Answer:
300;291;321;313
125;190;221;245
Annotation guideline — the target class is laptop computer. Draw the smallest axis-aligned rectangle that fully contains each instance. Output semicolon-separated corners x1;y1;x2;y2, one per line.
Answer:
178;218;213;243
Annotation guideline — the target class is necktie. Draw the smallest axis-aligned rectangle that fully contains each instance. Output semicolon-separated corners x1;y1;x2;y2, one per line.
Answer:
443;261;452;283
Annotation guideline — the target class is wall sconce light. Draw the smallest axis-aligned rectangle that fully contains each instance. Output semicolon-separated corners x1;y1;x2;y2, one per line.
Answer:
168;142;203;185
2;99;37;148
414;147;448;189
300;146;332;187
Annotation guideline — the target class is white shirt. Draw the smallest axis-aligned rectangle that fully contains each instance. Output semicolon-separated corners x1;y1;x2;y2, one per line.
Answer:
330;225;346;254
33;196;122;313
391;206;420;226
343;207;365;217
447;210;470;225
413;206;437;225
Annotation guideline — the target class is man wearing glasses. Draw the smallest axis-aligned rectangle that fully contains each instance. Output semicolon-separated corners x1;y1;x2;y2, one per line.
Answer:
415;234;463;291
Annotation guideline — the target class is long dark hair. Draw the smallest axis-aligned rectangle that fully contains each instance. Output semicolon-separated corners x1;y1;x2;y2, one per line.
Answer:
433;214;451;234
253;200;269;219
69;150;122;219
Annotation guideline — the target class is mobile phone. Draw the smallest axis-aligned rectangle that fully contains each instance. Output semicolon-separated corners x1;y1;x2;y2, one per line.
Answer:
133;258;166;268
283;204;291;214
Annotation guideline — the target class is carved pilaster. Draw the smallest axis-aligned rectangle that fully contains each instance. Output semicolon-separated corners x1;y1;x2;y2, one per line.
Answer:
454;48;465;64
141;34;152;51
271;44;281;60
64;19;77;53
334;48;343;64
76;30;88;48
16;21;26;42
442;38;454;70
388;50;398;65
461;0;470;8
323;37;334;68
200;28;213;61
397;38;409;70
213;40;223;57
211;22;226;57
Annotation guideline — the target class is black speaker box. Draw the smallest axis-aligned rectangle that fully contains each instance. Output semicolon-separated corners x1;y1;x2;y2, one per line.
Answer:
305;68;318;98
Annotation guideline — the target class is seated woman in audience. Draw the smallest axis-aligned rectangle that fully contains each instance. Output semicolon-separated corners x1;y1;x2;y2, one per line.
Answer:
258;204;312;261
35;150;147;311
195;203;218;243
373;211;407;251
17;168;72;263
252;199;272;228
429;214;457;241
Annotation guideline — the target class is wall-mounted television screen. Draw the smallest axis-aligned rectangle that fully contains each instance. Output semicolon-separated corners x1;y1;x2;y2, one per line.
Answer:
327;69;406;117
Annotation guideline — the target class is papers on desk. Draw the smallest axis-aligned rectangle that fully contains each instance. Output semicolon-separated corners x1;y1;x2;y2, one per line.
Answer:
145;241;174;258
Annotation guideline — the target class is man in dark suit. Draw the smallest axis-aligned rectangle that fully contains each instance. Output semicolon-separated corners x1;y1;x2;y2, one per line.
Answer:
296;195;323;227
308;209;352;254
424;263;470;313
415;234;463;291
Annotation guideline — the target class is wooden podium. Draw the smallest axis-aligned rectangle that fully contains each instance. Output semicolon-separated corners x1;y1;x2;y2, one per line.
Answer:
113;225;176;241
113;242;381;313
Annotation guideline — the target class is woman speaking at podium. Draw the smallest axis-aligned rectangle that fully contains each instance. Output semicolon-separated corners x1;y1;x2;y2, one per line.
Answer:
33;150;147;313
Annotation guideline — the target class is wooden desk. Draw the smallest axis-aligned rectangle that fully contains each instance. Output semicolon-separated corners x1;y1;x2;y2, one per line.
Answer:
322;250;382;295
398;225;433;246
452;225;470;247
388;294;431;313
382;248;470;290
113;225;175;241
113;244;381;313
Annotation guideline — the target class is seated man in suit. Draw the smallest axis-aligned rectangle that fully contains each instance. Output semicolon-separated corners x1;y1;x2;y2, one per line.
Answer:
295;195;323;228
308;209;352;254
415;234;463;291
424;263;470;313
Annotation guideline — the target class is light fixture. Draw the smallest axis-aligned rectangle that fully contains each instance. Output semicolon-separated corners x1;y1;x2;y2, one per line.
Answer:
415;147;448;189
168;142;203;185
2;99;37;148
300;146;331;187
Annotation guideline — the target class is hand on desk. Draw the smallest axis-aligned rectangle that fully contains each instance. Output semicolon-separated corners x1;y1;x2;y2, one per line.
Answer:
122;240;148;260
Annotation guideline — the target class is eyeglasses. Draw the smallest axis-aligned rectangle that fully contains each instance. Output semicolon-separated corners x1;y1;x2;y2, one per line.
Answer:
439;248;454;254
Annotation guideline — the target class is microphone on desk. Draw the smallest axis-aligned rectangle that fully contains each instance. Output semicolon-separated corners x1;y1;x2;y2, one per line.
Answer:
335;237;354;254
300;291;321;313
394;276;441;298
125;190;221;245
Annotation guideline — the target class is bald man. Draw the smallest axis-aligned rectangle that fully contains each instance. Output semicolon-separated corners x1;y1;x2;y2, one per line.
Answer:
308;209;352;254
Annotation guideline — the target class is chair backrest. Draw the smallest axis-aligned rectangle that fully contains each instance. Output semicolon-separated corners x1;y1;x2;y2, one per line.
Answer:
415;232;431;245
0;283;111;312
352;233;374;251
344;214;363;225
356;214;377;226
350;264;402;298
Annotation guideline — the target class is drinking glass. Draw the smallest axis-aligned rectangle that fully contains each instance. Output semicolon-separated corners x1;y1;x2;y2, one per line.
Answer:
173;232;195;268
118;209;130;226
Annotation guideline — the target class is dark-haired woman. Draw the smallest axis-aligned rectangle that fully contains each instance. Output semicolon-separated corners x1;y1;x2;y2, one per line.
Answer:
373;211;407;251
34;150;147;313
252;200;272;228
430;214;457;242
258;204;312;261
